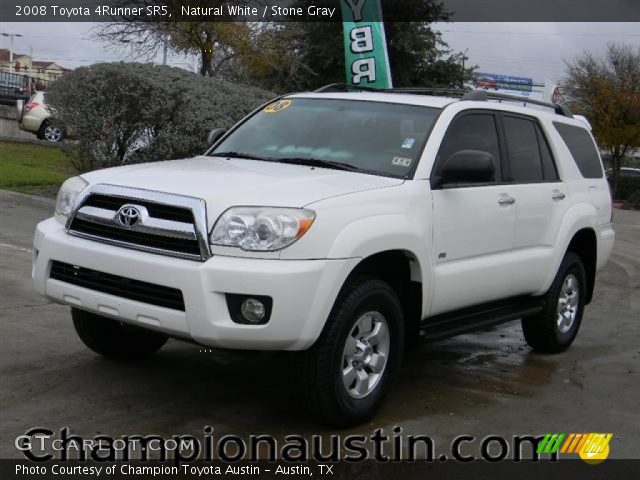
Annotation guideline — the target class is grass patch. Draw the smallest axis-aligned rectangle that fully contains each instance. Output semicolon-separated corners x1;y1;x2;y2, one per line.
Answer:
0;140;74;197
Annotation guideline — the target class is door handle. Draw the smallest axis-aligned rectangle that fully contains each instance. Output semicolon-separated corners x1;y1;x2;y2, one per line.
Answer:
551;190;566;201
498;194;515;206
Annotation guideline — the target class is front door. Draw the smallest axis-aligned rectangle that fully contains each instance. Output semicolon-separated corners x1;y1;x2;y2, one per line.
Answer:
430;111;517;315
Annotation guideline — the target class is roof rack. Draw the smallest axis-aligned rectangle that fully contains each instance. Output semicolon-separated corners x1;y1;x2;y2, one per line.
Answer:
313;83;573;117
314;83;471;98
460;89;572;117
314;83;380;93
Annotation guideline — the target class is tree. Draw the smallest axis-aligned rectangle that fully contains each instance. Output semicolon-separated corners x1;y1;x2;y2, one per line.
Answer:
94;1;260;77
563;43;640;196
46;63;274;172
95;0;474;93
245;0;475;92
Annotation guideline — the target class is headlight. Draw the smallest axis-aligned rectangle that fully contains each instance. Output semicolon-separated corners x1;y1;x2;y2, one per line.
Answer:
210;207;315;251
55;176;88;222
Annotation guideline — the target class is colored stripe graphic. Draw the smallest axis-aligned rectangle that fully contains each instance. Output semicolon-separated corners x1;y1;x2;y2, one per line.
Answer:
546;432;614;455
537;433;565;454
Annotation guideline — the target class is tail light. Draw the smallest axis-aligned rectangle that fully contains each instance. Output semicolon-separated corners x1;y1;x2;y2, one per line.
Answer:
24;102;39;112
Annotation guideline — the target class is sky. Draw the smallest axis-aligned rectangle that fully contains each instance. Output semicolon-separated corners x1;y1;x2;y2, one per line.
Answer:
1;22;639;83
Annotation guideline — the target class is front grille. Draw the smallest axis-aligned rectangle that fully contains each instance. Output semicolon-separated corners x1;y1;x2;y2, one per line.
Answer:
71;218;202;256
50;261;185;311
83;194;194;223
67;189;208;261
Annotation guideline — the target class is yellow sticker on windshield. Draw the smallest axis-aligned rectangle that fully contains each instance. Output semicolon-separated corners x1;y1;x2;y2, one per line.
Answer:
264;99;292;113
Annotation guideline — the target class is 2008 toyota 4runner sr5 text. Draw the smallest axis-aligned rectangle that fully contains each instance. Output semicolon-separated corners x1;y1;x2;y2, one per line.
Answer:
33;86;615;426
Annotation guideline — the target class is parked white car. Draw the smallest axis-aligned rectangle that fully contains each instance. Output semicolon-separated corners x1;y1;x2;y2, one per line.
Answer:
33;86;614;426
16;91;65;142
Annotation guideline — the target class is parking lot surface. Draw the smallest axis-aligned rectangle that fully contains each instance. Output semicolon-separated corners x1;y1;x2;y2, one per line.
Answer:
1;189;639;458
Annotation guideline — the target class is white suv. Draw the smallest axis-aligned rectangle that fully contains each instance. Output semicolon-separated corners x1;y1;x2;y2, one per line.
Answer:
33;85;614;426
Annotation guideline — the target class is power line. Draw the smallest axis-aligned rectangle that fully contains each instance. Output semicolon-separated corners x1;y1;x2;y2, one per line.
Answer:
440;29;640;38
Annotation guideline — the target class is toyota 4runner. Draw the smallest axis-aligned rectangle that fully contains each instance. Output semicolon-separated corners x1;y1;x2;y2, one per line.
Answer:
33;85;615;426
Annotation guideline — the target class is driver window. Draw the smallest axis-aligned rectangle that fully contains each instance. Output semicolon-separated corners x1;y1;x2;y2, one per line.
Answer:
434;113;502;183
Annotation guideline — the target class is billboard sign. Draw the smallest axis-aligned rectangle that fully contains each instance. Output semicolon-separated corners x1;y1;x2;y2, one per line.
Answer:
473;72;533;94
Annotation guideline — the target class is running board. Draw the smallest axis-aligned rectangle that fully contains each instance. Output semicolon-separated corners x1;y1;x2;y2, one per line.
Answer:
420;296;545;342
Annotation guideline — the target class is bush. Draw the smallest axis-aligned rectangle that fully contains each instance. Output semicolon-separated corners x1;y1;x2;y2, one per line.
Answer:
623;190;640;210
47;62;275;172
609;175;640;201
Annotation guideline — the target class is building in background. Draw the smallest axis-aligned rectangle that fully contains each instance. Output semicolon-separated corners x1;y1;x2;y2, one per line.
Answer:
0;49;69;81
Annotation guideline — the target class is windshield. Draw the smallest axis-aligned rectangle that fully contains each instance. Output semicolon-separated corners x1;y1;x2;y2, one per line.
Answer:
210;98;441;177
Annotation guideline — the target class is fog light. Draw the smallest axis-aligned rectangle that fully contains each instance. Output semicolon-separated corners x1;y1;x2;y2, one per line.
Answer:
241;298;266;323
226;294;273;325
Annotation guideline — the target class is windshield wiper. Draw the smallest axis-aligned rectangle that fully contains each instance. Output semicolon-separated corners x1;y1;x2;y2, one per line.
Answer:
211;152;364;173
274;157;362;172
210;151;272;161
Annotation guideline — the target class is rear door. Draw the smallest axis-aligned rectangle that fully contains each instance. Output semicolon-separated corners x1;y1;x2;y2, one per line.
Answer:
430;111;517;315
498;113;571;295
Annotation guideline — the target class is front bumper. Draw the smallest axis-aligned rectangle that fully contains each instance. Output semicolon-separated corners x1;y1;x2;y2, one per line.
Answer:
33;218;358;350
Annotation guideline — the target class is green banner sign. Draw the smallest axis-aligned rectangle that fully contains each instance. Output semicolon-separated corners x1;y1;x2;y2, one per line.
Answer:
340;0;393;89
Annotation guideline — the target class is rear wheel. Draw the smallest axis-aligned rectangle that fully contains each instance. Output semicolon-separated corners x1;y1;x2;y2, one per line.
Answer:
299;277;404;427
72;308;168;361
522;252;586;353
38;120;64;142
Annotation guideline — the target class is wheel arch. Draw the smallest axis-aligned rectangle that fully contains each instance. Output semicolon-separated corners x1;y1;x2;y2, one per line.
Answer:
566;228;597;304
341;249;424;344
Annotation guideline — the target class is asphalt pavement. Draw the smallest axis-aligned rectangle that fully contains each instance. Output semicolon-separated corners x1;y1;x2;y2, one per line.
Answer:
1;189;638;459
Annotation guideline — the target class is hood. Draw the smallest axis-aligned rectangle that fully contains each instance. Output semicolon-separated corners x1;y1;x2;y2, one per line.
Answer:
81;156;404;223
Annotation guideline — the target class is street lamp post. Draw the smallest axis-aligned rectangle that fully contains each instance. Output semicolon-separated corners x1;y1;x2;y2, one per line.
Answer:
2;32;24;72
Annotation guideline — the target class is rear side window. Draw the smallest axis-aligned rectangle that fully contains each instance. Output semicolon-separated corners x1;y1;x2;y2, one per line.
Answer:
503;116;543;183
553;122;603;178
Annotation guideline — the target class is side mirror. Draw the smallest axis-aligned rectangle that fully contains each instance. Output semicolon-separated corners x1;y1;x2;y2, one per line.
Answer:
207;128;227;147
438;149;495;186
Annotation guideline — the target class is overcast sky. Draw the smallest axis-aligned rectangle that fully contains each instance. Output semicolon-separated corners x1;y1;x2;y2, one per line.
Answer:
1;22;639;83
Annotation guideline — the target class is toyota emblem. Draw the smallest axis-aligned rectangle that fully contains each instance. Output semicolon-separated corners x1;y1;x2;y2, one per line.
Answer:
116;205;141;228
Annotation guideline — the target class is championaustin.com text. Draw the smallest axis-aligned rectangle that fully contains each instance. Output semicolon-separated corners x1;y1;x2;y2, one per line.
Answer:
15;426;561;465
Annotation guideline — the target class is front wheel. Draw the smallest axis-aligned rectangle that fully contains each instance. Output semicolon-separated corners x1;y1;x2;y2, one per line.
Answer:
522;252;586;353
72;308;168;361
299;277;404;427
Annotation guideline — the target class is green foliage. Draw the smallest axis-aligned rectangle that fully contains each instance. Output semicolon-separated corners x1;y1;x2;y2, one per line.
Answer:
246;1;474;92
610;175;640;201
0;141;72;193
46;62;274;172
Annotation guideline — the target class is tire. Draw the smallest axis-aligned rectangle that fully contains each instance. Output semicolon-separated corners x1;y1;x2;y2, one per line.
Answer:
72;308;168;361
299;276;404;427
38;120;64;143
522;252;586;353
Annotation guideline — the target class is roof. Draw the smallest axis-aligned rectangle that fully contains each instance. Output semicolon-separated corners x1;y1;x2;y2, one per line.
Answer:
289;91;455;109
0;49;30;62
290;87;584;125
32;61;56;67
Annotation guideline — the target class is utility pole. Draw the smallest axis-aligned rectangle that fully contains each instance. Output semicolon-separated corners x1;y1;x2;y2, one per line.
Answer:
2;32;23;72
461;48;469;89
162;37;168;65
